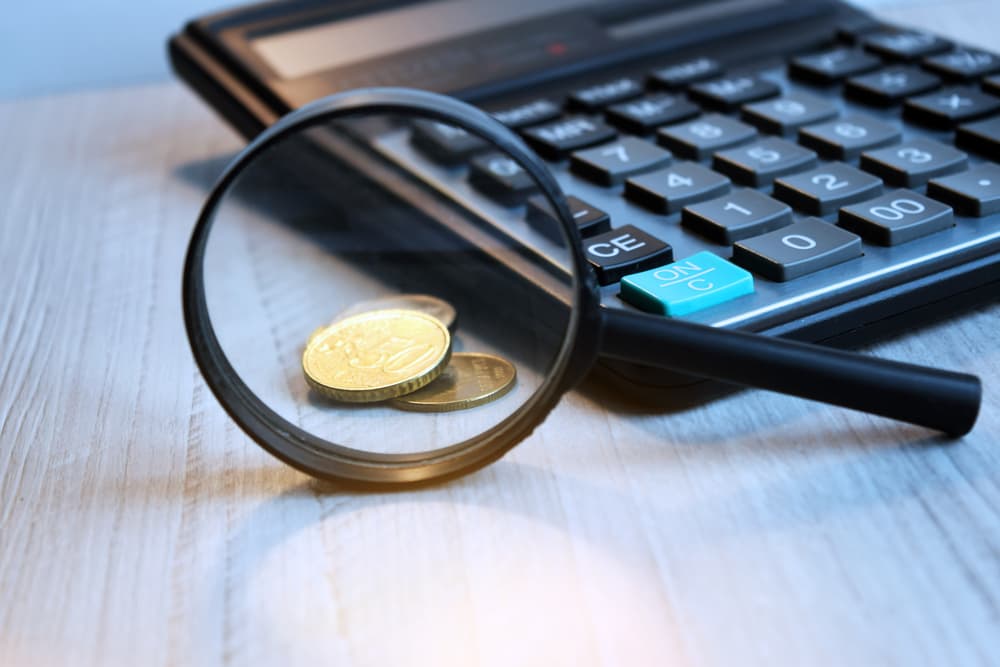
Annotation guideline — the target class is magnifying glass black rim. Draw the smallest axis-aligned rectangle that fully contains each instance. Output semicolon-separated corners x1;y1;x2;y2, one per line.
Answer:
182;87;603;488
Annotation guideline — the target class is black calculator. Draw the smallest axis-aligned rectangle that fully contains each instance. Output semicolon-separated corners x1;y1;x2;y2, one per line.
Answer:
170;0;1000;389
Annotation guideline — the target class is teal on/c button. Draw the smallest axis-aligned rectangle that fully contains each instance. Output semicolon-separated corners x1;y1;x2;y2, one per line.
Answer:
620;251;754;317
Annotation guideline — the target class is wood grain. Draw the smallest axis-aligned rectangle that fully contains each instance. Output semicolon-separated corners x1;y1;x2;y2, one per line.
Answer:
2;7;1000;666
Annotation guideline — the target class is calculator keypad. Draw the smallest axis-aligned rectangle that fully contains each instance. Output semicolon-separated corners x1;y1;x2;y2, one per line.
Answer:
396;21;1000;333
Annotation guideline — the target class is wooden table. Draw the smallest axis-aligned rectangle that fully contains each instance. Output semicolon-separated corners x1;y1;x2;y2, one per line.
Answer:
2;4;999;665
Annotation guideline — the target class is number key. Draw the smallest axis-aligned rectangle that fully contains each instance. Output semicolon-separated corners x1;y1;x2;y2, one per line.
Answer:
712;137;818;186
741;92;838;135
863;31;951;61
657;113;757;160
625;161;731;214
732;217;862;281
773;163;883;215
798;114;901;160
570;137;672;186
859;138;967;187
838;190;954;245
681;189;793;243
923;49;1000;81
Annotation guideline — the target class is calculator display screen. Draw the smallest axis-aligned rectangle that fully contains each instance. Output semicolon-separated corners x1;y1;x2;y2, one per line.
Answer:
249;0;783;81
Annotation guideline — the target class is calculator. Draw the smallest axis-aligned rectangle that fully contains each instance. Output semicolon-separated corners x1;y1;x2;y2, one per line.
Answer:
170;0;1000;389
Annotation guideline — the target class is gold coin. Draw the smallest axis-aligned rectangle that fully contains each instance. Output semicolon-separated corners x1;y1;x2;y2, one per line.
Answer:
306;295;456;347
390;352;516;412
303;309;451;403
338;294;457;331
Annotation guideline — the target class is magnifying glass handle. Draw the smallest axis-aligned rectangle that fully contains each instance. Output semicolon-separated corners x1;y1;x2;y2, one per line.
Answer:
600;308;981;436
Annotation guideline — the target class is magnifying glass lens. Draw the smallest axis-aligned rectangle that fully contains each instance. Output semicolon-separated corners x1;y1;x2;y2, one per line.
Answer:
197;104;581;476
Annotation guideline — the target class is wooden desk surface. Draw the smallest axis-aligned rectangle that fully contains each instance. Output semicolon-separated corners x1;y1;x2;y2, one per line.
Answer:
2;5;999;666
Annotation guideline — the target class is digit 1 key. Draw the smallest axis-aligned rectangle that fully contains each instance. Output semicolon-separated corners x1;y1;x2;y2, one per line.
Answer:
681;189;793;244
773;163;883;215
570;137;672;186
582;225;674;285
732;217;863;281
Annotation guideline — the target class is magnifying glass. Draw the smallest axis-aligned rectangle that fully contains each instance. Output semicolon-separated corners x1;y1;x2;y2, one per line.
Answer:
183;88;981;488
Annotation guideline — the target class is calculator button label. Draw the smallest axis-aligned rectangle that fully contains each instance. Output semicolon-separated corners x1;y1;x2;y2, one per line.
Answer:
621;251;754;317
583;225;673;285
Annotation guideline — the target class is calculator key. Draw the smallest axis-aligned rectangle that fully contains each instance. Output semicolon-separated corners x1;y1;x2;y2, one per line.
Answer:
621;251;754;317
838;190;954;245
522;117;617;160
583;225;673;285
526;194;611;241
904;87;1000;129
844;66;940;106
927;164;1000;216
410;120;489;164
773;163;884;215
570;137;672;186
789;48;881;85
657;113;757;160
732;217;863;281
863;31;951;61
712;137;818;187
625;162;731;214
984;75;1000;97
836;18;884;45
649;58;722;89
681;189;793;244
741;92;838;135
956;116;1000;160
569;78;644;111
859;138;968;187
923;49;1000;81
688;76;781;111
605;94;700;134
468;152;538;205
490;99;561;129
798;114;901;160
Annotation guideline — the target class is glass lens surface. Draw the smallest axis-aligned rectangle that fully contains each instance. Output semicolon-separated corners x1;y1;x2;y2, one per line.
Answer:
199;108;577;462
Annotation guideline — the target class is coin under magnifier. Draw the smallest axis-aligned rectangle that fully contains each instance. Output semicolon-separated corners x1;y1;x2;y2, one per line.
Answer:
307;294;457;347
303;309;452;402
391;352;516;412
342;294;456;329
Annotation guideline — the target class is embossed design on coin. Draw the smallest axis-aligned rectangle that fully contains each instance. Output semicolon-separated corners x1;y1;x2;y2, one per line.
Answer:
337;294;457;330
303;309;451;403
391;352;517;412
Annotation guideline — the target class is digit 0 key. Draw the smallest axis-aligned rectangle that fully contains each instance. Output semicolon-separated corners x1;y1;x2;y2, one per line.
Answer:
732;217;863;281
